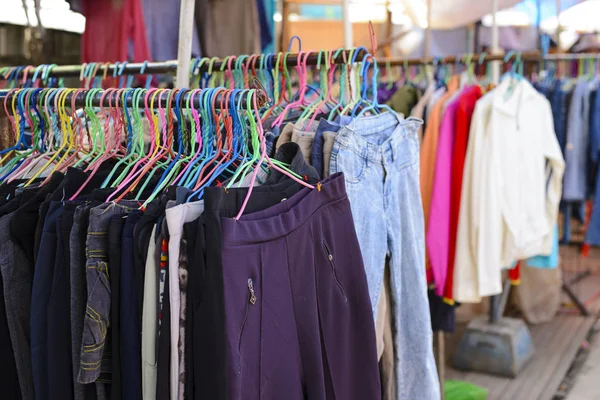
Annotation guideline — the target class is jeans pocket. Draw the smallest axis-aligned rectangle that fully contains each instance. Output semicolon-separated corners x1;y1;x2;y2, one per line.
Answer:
82;261;110;349
333;146;366;184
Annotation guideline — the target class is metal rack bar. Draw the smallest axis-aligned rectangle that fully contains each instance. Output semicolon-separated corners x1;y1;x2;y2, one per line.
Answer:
7;49;599;84
383;51;542;66
0;49;370;81
382;51;600;67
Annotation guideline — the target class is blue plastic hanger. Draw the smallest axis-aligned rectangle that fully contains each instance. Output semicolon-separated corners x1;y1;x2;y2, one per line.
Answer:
355;55;395;118
501;51;523;99
199;89;244;193
182;88;219;188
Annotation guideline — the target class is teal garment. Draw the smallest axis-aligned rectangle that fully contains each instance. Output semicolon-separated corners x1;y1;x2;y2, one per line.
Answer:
505;225;559;269
526;225;559;269
258;0;275;53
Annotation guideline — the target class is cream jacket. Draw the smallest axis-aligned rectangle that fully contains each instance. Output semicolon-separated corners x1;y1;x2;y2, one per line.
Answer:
453;78;565;303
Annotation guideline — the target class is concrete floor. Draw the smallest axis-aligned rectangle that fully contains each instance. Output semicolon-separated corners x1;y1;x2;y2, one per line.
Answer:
567;327;600;400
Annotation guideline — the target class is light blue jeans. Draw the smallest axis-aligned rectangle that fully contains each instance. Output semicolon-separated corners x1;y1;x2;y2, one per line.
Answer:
330;112;440;400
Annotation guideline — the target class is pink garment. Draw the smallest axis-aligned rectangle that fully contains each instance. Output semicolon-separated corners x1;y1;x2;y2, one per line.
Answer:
81;0;151;63
426;95;461;297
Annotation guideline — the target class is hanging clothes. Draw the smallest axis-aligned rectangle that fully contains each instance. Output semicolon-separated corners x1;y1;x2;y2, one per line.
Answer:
454;78;564;303
444;85;483;306
427;90;461;298
256;0;275;52
142;0;203;61
420;76;459;287
0;45;450;400
196;0;261;57
81;0;151;63
329;113;441;400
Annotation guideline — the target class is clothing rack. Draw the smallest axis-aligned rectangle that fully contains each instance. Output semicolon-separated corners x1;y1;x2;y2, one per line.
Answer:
382;50;600;67
8;50;600;83
382;51;540;66
0;49;370;81
383;49;595;319
0;88;269;110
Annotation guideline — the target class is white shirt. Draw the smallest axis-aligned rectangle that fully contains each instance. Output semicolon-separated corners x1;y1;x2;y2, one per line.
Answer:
141;227;157;400
453;78;565;303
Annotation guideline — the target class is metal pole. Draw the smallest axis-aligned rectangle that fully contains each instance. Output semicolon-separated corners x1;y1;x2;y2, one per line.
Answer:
536;0;542;47
437;332;446;400
425;0;432;57
176;0;196;88
0;49;369;81
280;0;290;53
491;0;500;84
342;0;353;48
467;24;475;54
382;50;542;66
556;0;562;50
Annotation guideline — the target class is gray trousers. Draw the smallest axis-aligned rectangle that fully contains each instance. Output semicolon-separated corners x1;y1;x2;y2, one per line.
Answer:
0;213;35;400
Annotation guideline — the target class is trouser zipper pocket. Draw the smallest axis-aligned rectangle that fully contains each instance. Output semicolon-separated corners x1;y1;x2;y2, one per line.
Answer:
238;278;256;356
322;239;348;302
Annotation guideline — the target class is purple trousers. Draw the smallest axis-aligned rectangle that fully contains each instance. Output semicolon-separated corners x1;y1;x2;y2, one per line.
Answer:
220;173;381;400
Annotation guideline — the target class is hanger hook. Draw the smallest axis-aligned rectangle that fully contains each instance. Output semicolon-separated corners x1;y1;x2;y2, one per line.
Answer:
207;57;219;76
287;36;302;52
316;50;324;70
478;52;488;65
351;47;368;65
118;61;127;76
112;61;120;79
504;50;516;64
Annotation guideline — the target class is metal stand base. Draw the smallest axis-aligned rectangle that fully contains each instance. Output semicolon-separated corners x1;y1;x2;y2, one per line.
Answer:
452;279;535;377
452;316;535;377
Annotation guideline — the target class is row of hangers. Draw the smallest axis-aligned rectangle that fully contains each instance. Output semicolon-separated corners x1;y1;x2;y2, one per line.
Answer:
10;42;591;218
0;46;394;217
0;87;310;219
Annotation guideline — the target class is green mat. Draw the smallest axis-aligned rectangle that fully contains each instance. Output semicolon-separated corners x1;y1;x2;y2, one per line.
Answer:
445;380;488;400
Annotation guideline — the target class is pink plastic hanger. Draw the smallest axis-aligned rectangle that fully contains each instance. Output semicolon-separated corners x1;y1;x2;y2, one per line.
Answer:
171;88;204;185
106;88;163;201
271;50;312;128
235;90;315;219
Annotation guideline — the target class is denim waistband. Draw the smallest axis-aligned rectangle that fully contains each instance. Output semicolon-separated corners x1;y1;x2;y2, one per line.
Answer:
88;200;141;231
220;172;347;246
335;112;421;164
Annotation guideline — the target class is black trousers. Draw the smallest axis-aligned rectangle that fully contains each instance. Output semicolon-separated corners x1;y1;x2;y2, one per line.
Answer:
47;203;79;400
0;271;21;399
108;216;125;400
